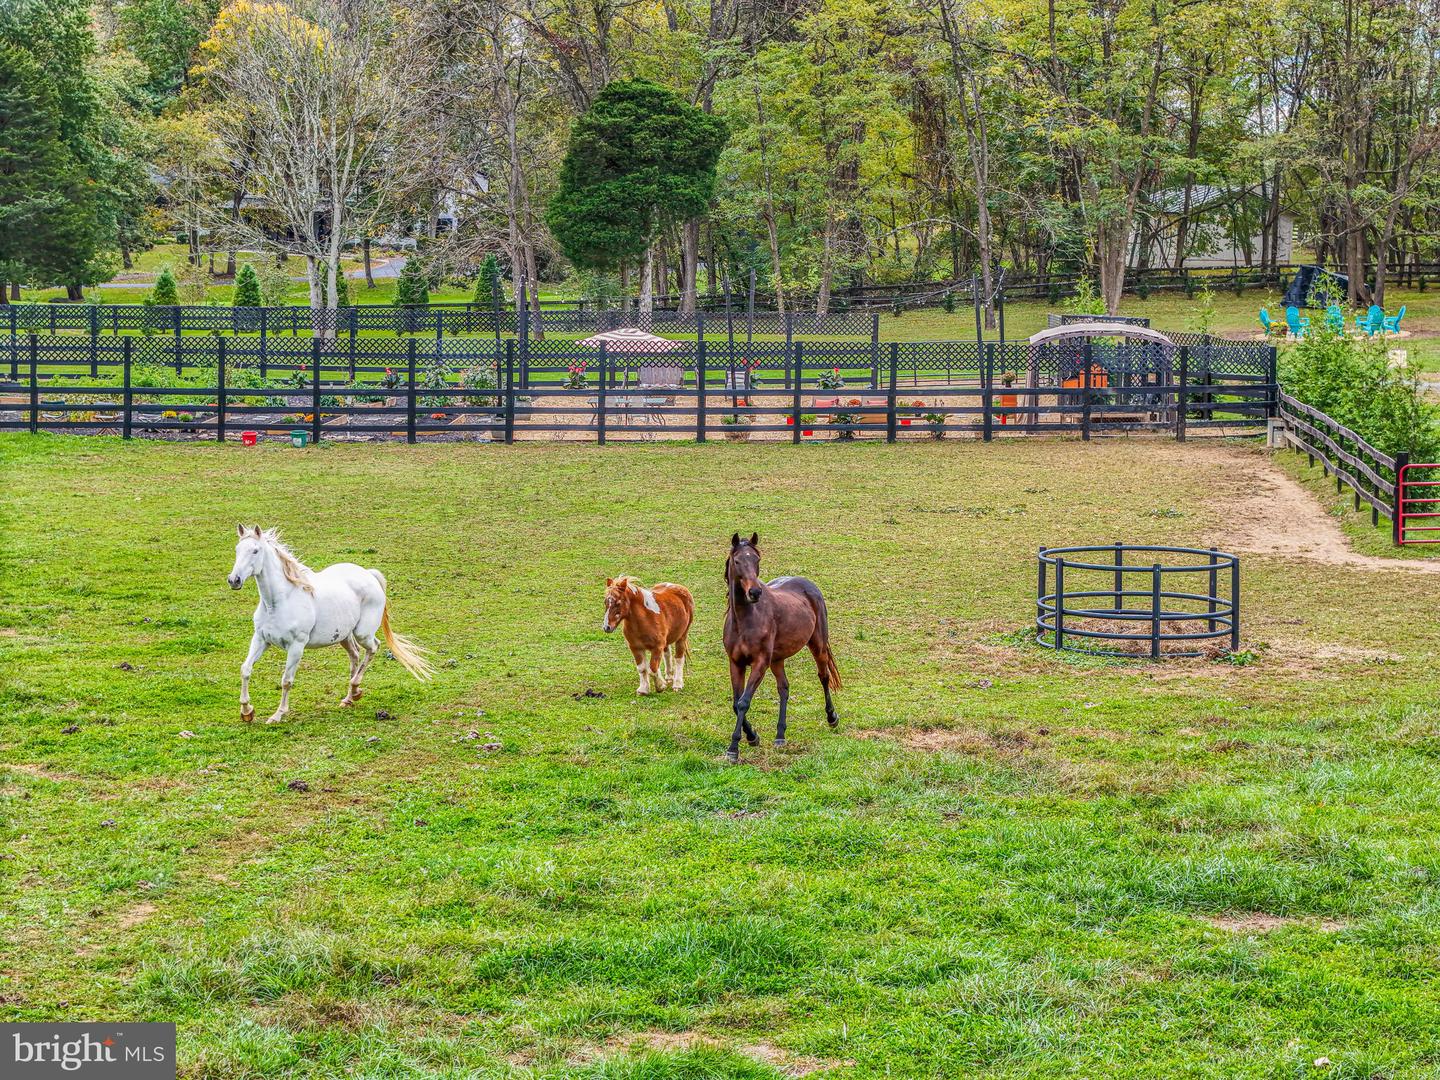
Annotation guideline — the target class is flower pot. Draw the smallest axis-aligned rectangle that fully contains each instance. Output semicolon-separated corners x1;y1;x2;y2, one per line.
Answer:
241;430;258;446
290;429;309;448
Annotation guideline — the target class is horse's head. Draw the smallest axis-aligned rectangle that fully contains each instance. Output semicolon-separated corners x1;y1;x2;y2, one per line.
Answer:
728;533;763;604
229;524;266;590
601;577;632;632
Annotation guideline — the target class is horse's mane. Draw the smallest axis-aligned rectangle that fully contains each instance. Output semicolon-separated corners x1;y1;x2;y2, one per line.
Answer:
263;529;315;594
609;576;659;613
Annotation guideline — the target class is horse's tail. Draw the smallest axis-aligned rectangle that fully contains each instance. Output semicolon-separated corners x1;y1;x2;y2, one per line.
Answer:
814;591;842;691
371;569;434;682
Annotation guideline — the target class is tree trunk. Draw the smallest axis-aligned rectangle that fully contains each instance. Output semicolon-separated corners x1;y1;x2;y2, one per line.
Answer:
120;242;133;271
680;220;700;315
639;243;655;322
66;283;84;301
363;239;374;288
9;283;19;301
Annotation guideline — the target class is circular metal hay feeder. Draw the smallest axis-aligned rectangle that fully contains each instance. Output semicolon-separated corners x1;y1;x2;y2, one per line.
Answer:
1036;544;1239;658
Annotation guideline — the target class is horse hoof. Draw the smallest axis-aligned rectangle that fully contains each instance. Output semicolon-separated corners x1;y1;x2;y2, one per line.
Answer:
240;706;254;723
265;715;285;725
774;738;786;747
725;749;739;764
746;735;760;747
827;715;839;729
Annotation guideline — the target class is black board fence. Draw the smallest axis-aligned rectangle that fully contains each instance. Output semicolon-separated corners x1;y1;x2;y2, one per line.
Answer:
1274;391;1407;542
2;334;1276;446
2;301;883;341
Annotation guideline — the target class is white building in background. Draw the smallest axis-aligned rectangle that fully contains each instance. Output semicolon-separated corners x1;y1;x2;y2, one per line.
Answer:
1129;184;1295;270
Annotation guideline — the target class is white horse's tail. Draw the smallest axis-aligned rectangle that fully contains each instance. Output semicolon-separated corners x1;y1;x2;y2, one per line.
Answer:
371;570;434;681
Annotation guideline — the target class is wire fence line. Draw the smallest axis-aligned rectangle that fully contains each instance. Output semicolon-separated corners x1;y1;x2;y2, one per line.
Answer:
2;333;1276;445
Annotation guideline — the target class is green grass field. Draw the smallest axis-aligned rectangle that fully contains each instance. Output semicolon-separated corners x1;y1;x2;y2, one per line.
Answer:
4;434;1440;1078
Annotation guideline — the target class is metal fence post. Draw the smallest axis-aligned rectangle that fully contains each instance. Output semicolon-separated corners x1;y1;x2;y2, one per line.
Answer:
1150;563;1162;659
1229;558;1240;652
791;340;803;444
1207;548;1218;634
982;342;994;442
871;312;881;387
1176;345;1189;442
597;342;608;445
406;338;417;444
122;338;133;440
311;338;321;445
886;342;898;442
784;311;794;388
1054;557;1065;651
518;282;530;390
29;334;39;434
1036;547;1046;641
503;338;515;444
1393;452;1410;545
217;336;227;442
696;331;707;443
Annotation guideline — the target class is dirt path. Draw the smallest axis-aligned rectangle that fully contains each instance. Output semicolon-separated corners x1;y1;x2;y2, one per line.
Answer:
1200;445;1440;572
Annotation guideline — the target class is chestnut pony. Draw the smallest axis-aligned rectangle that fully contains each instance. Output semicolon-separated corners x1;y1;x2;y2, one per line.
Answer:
722;533;841;763
602;578;694;694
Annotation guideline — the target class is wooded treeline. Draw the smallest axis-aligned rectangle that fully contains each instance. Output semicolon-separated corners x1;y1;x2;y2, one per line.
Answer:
2;0;1438;317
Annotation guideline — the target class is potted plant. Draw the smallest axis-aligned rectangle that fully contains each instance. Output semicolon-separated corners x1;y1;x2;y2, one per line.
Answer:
817;366;845;392
720;414;752;441
564;362;589;390
923;411;947;439
800;413;816;437
998;371;1019;425
900;398;926;426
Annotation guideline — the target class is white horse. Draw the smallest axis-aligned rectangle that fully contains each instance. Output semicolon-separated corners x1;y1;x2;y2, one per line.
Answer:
227;525;433;723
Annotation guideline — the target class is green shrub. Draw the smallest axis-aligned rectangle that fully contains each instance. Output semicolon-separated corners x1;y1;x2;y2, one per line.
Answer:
233;264;262;307
1280;328;1440;461
475;253;503;306
394;259;430;308
1063;277;1106;316
151;267;179;306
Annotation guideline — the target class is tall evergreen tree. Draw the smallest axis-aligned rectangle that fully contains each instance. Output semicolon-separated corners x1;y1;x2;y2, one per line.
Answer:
547;79;727;274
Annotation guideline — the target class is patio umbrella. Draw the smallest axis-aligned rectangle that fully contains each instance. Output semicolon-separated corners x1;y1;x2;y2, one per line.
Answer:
576;327;685;353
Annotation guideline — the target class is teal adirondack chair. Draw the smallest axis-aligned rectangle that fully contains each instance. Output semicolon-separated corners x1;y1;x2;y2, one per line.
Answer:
1384;305;1406;333
1258;308;1276;335
1285;306;1309;338
1325;304;1346;332
1355;305;1384;336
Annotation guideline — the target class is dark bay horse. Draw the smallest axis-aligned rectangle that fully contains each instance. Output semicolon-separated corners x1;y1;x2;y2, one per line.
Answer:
722;533;841;763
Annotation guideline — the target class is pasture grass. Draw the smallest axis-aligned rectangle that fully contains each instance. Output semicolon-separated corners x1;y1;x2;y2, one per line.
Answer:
3;434;1440;1078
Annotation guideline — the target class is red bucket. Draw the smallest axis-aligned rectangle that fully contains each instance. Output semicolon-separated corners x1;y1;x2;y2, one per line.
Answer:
241;431;258;447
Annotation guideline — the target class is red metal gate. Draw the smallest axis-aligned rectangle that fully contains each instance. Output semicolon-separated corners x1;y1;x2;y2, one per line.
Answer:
1398;463;1440;544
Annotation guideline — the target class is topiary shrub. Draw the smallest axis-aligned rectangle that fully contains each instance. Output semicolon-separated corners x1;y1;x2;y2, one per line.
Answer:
233;263;262;307
151;267;179;306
